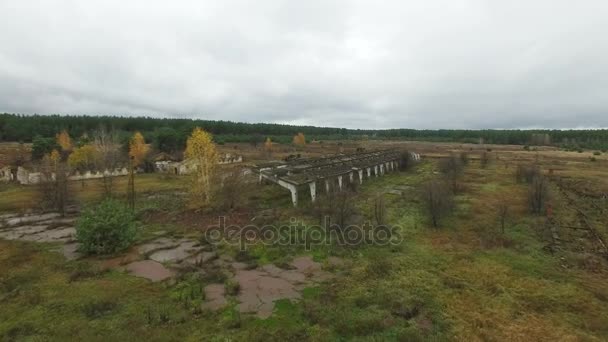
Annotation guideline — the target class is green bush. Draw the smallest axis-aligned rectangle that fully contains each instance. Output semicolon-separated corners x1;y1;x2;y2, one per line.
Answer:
76;199;137;255
593;151;601;156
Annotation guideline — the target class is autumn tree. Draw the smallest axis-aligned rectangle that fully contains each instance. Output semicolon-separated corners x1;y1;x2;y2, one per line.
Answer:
68;144;97;188
56;130;73;160
293;132;306;146
68;144;97;172
128;131;149;167
264;137;273;157
185;127;218;207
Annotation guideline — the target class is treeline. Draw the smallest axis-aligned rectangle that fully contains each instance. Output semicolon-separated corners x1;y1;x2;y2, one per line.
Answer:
1;113;608;151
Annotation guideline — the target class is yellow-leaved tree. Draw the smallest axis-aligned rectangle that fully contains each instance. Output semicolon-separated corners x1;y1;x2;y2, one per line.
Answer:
264;137;273;156
68;144;97;171
293;132;306;146
185;127;218;206
56;130;73;153
68;144;97;188
129;132;149;167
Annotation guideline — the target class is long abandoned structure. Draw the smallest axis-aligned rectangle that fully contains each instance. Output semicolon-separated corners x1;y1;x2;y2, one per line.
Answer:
255;149;419;206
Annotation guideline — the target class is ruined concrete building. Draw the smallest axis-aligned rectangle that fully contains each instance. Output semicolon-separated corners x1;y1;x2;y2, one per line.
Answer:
254;149;420;206
154;153;243;175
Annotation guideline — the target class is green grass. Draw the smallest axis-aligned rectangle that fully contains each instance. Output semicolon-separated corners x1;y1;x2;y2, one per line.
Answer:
2;160;608;340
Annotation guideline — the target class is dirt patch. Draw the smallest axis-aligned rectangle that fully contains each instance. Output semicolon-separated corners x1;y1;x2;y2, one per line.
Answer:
202;284;227;310
201;255;338;318
125;260;174;282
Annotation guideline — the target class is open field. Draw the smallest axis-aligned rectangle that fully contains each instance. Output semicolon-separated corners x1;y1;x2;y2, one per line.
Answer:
1;140;608;341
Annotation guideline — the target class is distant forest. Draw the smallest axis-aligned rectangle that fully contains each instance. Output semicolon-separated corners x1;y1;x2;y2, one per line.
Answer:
1;113;608;152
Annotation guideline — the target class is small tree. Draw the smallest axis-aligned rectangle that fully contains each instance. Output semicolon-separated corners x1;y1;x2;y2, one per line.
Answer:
56;130;73;158
216;167;247;210
264;137;273;157
293;132;306;146
31;136;59;160
38;149;69;215
438;154;464;193
76;198;137;255
497;202;509;234
421;180;454;228
528;175;549;214
459;152;469;166
515;164;541;184
185;127;218;207
480;151;490;169
93;127;121;197
129;132;150;168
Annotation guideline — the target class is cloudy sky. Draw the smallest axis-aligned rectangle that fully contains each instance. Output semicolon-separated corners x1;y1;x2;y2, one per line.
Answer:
1;1;607;129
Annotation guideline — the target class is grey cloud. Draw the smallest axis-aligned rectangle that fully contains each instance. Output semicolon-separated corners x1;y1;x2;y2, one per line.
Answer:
1;0;607;129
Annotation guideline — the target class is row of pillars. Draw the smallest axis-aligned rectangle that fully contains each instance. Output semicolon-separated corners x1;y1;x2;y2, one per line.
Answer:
285;159;399;206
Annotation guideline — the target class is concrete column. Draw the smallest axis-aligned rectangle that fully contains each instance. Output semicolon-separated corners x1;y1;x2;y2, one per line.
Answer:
380;164;384;175
309;182;316;202
338;175;343;190
278;179;298;207
386;162;390;172
286;184;298;207
358;170;363;184
367;167;371;177
374;165;378;177
349;172;354;183
325;179;330;193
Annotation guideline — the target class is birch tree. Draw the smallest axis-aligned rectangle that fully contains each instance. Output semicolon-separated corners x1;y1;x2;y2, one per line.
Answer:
185;127;218;207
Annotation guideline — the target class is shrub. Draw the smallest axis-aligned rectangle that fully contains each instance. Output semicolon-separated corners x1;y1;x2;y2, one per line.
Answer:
593;151;601;156
590;157;597;162
528;175;549;214
76;199;137;255
515;164;541;184
420;180;454;227
225;278;240;296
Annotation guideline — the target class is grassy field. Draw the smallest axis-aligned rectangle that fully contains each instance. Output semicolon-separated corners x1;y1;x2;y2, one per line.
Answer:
1;142;608;341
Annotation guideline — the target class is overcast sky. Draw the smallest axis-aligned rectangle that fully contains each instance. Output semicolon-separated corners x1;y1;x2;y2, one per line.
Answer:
1;1;607;129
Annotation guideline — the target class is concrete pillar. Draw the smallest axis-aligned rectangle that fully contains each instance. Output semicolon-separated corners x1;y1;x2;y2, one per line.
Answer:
349;172;354;183
380;164;384;175
286;184;298;207
338;175;343;190
374;165;378;177
358;170;363;184
325;179;330;193
367;167;371;177
309;182;316;202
